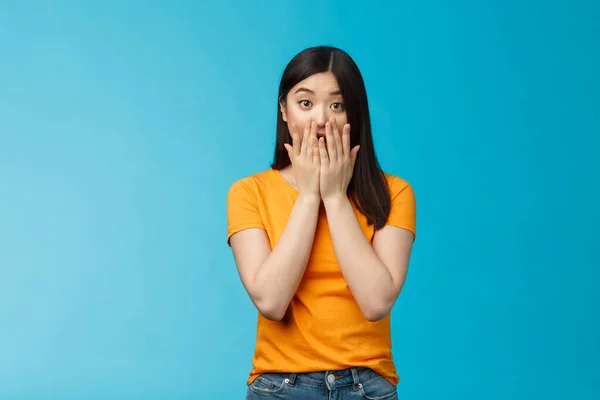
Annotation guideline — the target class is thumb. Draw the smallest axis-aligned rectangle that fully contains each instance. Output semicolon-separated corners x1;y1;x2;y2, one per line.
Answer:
350;145;360;165
284;143;294;161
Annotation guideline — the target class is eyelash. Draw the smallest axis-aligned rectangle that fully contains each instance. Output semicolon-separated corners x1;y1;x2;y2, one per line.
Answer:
298;100;344;111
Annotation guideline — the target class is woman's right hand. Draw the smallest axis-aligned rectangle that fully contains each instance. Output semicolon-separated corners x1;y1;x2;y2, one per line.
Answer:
284;119;321;201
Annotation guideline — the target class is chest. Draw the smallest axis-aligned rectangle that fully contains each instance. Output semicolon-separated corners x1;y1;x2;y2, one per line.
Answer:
258;192;375;275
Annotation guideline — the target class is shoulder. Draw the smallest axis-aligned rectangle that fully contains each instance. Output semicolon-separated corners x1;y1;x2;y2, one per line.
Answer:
228;168;278;199
381;172;416;235
382;172;415;199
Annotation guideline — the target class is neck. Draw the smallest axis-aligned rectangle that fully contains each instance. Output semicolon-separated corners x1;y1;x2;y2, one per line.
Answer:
278;165;298;190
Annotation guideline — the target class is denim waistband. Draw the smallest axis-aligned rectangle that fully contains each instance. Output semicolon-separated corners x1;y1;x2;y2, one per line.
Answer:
282;367;379;389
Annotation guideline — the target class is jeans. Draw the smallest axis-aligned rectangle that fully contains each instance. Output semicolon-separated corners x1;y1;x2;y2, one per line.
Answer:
246;367;397;399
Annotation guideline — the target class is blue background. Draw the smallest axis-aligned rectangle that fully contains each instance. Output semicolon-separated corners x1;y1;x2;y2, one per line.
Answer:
1;1;598;398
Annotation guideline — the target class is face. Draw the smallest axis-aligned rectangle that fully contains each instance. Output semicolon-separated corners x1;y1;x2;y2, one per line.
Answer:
280;72;348;141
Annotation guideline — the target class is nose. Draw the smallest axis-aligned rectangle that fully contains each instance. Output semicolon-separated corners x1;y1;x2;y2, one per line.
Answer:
313;105;329;130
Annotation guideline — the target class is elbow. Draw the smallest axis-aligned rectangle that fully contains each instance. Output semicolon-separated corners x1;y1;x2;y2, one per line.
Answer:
259;307;286;321
361;299;394;322
247;284;289;321
363;307;390;322
255;299;287;321
362;282;404;322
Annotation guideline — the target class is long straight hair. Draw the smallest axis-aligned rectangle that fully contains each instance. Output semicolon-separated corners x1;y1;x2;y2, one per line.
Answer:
271;46;390;230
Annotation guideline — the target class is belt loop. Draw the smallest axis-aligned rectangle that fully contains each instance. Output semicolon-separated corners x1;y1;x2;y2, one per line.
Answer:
286;373;297;386
351;368;360;391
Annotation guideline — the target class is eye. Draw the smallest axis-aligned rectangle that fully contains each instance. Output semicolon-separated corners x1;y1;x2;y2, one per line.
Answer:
299;100;312;108
331;102;344;111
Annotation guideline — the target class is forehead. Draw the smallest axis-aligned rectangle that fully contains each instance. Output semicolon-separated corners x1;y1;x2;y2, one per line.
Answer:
290;72;341;95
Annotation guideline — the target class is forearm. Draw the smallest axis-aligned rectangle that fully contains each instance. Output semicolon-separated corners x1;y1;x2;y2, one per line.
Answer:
253;193;320;319
323;195;395;321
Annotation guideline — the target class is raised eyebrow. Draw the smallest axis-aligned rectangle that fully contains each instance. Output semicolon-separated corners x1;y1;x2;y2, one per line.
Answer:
294;87;314;95
293;88;343;96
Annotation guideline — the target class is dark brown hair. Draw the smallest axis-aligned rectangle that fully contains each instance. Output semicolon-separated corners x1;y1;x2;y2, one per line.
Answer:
271;46;390;230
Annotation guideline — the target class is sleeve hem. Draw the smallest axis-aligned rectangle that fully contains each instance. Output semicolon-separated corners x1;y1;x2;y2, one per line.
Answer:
385;222;416;236
227;223;266;245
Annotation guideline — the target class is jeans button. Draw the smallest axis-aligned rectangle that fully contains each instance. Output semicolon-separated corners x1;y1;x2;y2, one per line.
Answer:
327;374;335;384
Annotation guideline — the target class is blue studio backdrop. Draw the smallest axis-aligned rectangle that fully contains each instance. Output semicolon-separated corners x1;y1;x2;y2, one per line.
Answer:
1;1;598;399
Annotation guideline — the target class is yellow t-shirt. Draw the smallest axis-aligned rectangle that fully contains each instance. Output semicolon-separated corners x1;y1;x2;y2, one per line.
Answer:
226;168;416;385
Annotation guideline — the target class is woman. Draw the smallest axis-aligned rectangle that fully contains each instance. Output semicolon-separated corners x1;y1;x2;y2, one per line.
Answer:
227;46;416;399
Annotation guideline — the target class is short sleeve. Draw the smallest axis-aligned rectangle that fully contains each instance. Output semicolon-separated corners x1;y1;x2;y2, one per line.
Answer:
227;178;265;245
386;176;416;238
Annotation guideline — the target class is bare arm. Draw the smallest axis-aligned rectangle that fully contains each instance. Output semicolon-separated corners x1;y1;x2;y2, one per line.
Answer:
230;194;319;320
229;121;321;321
317;117;415;322
323;195;414;322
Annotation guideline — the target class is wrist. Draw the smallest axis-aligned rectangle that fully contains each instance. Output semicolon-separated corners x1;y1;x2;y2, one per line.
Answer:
297;192;321;206
322;193;349;208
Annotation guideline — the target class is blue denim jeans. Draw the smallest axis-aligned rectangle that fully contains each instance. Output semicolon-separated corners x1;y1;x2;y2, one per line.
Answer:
246;367;397;399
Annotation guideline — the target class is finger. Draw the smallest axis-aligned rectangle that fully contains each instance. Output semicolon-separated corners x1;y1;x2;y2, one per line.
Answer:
303;118;312;144
305;120;317;158
305;128;314;158
332;118;343;161
290;123;301;157
350;145;360;166
284;143;294;161
325;121;336;163
319;137;329;167
342;124;351;156
300;118;312;156
313;138;320;165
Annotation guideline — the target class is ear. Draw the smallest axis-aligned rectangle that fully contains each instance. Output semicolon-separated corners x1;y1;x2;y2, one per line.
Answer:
279;101;288;122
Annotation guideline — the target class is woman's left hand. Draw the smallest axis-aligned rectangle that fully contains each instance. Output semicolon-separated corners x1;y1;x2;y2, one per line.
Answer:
319;117;360;204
